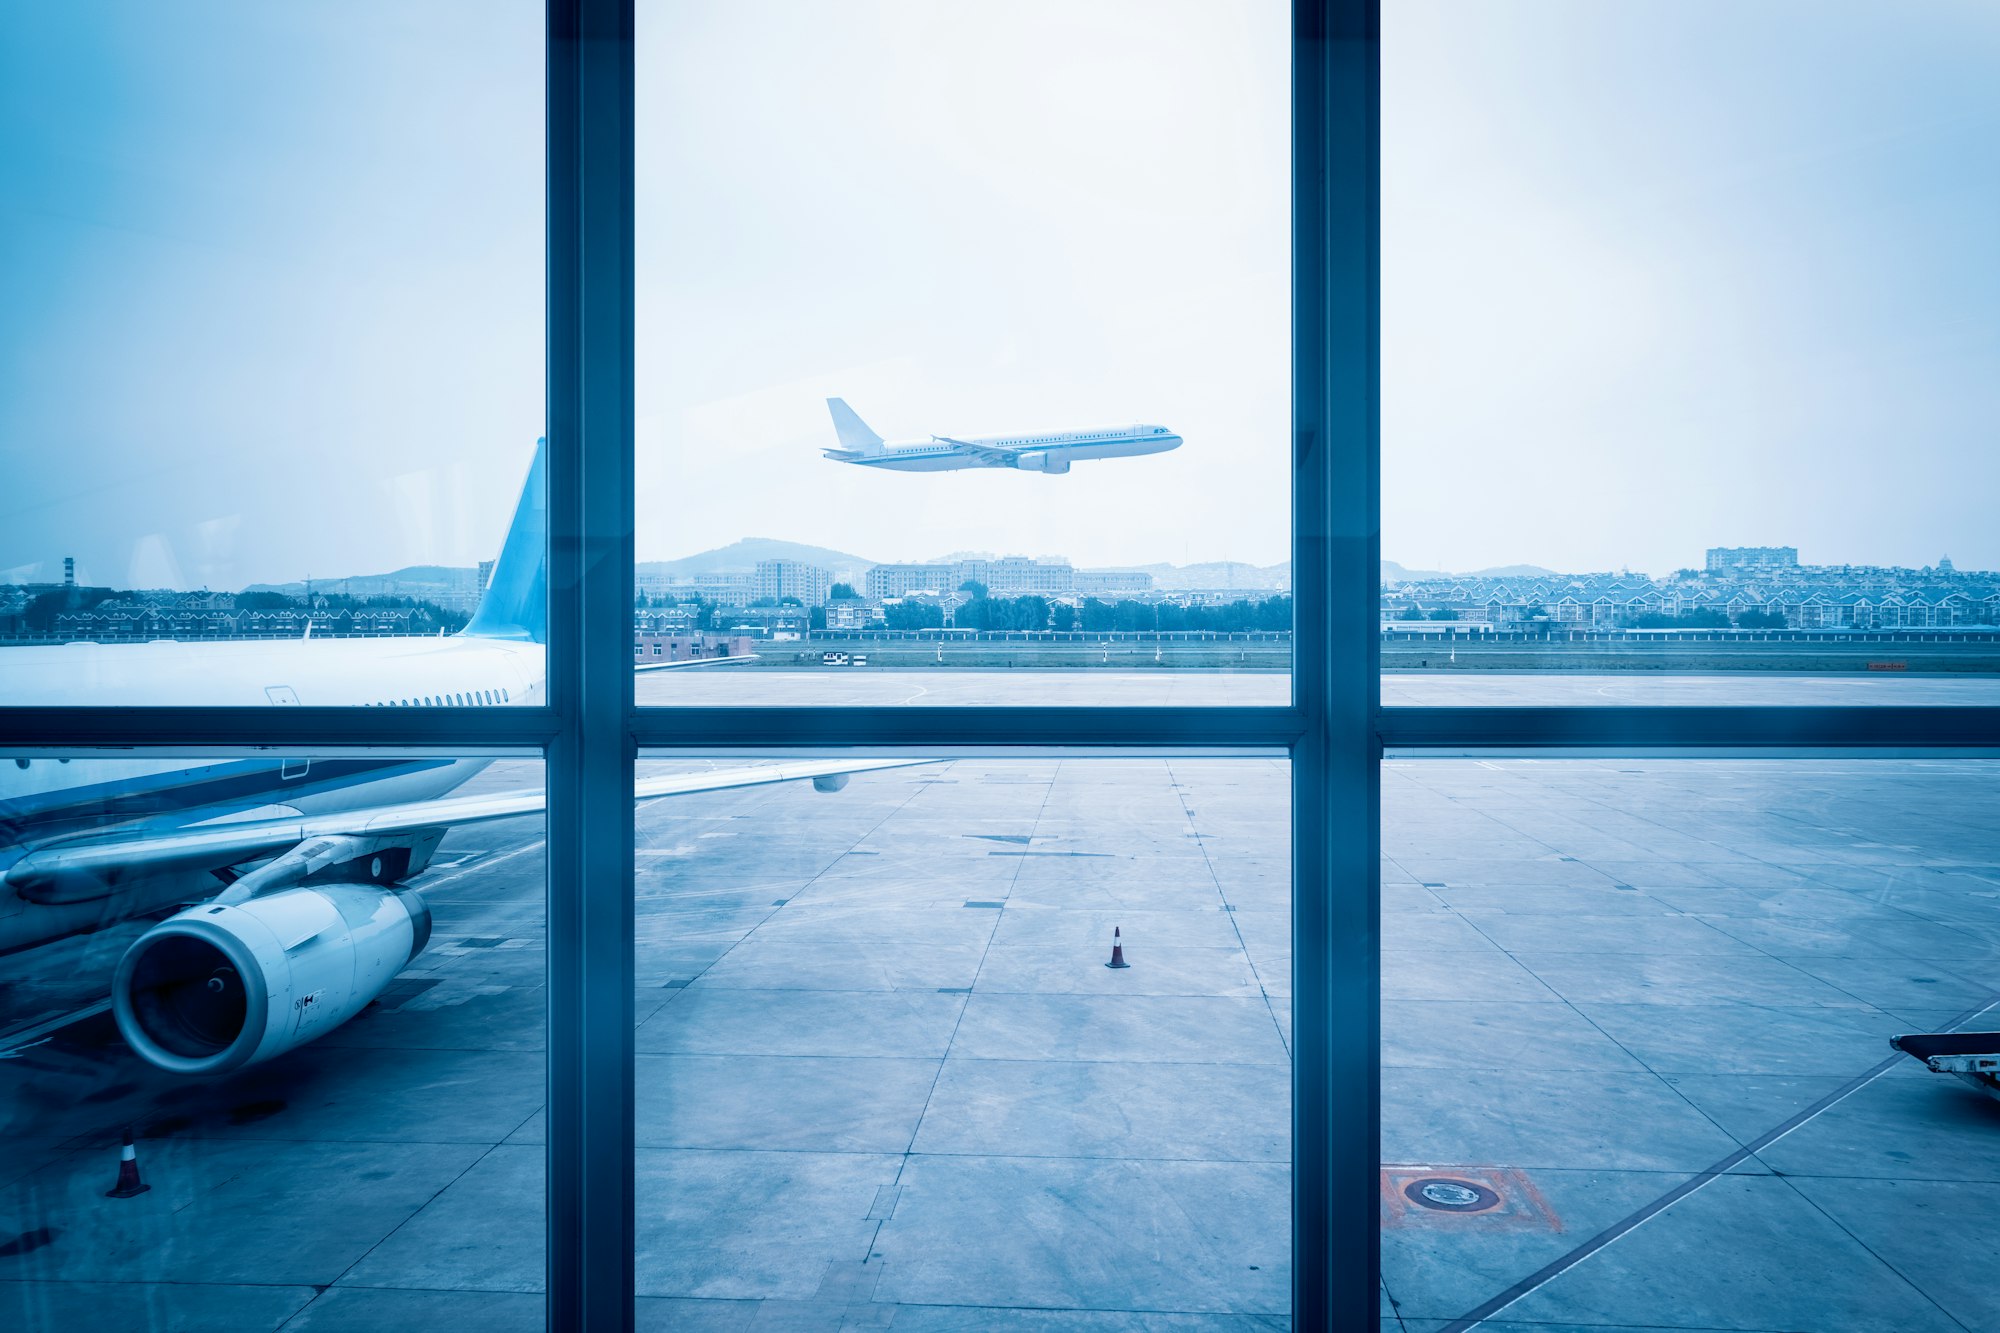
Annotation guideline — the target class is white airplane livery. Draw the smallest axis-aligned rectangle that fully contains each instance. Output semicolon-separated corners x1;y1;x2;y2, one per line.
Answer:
822;398;1181;475
0;440;904;1075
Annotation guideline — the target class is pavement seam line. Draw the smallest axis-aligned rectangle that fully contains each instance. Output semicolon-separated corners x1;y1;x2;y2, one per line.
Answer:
868;759;1055;1261
1165;758;1290;1059
1437;993;2000;1332
1765;1168;1977;1333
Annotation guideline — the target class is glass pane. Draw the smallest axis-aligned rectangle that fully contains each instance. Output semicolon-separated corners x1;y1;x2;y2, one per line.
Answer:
0;753;547;1328
1384;5;2000;705
0;3;545;706
636;1;1291;706
633;754;1291;1320
1382;757;2000;1328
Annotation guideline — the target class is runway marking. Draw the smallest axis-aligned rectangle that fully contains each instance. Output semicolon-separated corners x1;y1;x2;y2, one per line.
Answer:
416;837;545;891
1440;993;2000;1331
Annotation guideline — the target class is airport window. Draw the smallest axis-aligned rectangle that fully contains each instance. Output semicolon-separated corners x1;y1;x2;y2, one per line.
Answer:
0;1;544;710
630;753;1291;1316
1380;756;2000;1329
1382;3;2000;707
1372;4;2000;1327
7;4;1994;1332
635;1;1291;707
0;753;551;1325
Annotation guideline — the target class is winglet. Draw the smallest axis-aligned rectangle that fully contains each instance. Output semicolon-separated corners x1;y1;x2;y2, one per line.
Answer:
827;398;883;454
462;438;547;643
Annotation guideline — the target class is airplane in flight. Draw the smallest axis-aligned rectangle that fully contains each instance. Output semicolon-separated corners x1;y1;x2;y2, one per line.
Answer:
0;440;907;1075
822;398;1181;475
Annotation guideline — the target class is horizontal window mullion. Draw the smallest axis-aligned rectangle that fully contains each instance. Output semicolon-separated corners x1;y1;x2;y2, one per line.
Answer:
14;704;1994;754
0;706;562;751
1380;705;2000;751
627;705;1304;750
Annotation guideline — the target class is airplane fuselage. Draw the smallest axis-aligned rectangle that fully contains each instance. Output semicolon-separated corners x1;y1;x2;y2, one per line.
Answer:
0;635;546;954
826;423;1182;474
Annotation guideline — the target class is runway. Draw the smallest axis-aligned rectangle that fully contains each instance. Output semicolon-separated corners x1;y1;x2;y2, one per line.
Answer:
3;676;1999;1328
638;667;2000;707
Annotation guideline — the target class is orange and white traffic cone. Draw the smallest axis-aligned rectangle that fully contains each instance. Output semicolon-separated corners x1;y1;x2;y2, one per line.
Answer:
1105;926;1130;969
105;1129;150;1199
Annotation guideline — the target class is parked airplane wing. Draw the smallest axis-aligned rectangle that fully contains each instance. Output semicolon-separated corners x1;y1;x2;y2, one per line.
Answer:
633;654;762;673
4;759;922;900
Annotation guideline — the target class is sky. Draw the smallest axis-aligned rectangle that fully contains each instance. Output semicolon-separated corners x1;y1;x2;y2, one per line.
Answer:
3;2;1998;590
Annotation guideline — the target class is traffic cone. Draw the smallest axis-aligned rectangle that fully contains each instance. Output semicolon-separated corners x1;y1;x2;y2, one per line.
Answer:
1105;927;1130;969
105;1129;150;1199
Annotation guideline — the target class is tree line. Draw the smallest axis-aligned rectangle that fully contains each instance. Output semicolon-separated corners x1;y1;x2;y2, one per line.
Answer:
5;586;468;636
883;593;1293;634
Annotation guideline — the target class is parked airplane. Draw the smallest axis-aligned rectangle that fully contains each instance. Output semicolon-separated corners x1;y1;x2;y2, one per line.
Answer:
0;440;906;1075
822;398;1181;474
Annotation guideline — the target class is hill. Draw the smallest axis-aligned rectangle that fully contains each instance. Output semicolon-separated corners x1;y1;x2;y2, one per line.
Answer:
244;565;475;598
639;538;878;584
1100;560;1292;591
1381;560;1557;585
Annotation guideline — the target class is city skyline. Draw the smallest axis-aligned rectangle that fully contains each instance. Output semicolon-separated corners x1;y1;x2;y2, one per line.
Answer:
6;533;1992;601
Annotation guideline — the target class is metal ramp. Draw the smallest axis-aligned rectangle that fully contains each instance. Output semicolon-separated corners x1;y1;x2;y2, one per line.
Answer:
1891;1031;2000;1102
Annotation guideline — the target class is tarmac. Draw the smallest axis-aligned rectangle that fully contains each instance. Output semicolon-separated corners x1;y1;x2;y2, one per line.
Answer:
1;672;1997;1330
639;667;2000;707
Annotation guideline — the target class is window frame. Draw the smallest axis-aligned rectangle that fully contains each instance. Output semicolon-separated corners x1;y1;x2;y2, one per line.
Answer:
8;3;1996;1329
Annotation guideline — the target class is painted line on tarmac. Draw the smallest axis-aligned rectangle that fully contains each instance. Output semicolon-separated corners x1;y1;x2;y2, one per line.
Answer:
1439;994;2000;1332
416;838;546;892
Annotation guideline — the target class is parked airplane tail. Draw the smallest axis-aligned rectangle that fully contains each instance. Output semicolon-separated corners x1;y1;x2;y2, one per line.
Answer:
826;398;884;454
462;438;548;643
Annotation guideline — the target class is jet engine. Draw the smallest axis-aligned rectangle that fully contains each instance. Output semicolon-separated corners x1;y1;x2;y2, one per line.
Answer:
1016;452;1070;474
113;883;431;1075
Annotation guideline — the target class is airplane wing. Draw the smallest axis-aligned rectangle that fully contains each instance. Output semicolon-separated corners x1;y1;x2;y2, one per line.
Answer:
933;435;1015;466
4;759;923;903
634;654;761;673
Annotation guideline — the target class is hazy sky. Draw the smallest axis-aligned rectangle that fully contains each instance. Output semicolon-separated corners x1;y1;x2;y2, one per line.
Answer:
1384;2;2000;575
4;3;1998;589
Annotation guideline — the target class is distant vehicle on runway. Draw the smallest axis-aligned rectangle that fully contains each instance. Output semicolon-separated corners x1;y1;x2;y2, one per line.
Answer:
822;398;1181;475
0;441;907;1076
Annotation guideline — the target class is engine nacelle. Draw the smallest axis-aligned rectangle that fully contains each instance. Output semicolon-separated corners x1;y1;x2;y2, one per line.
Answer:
1016;452;1070;474
113;883;431;1075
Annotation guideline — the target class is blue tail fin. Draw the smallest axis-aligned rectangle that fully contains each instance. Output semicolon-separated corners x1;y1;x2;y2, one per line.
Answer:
462;438;547;643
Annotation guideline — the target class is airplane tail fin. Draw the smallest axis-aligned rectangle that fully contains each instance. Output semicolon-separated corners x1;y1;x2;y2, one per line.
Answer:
461;438;547;643
826;398;884;454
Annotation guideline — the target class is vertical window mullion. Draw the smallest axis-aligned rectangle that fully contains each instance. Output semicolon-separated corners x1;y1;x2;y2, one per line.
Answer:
1292;1;1381;1327
546;3;637;1331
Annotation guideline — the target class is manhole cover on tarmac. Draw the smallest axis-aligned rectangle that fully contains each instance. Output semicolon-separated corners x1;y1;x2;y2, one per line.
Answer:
1406;1177;1500;1212
1381;1165;1560;1230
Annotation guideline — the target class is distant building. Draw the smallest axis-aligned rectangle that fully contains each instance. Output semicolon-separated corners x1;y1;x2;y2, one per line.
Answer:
962;557;1072;597
756;559;832;606
1706;546;1798;573
867;564;952;599
642;572;758;607
721;604;811;641
634;604;699;634
633;633;753;664
867;557;1078;599
1074;570;1153;594
823;599;884;631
